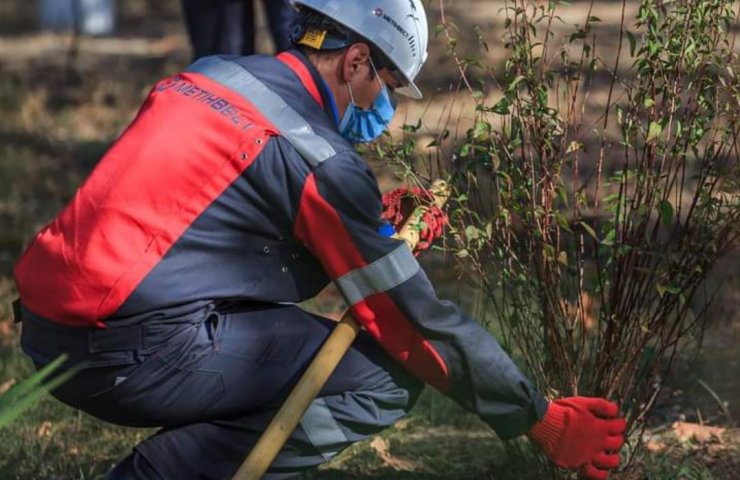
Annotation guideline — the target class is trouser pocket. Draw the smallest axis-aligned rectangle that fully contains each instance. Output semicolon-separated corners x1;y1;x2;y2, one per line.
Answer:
80;321;226;427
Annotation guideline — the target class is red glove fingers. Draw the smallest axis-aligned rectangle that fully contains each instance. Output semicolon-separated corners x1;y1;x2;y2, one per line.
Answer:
579;451;623;480
578;428;624;480
609;417;627;433
580;463;610;480
592;452;621;469
604;434;625;451
578;396;620;418
528;396;627;479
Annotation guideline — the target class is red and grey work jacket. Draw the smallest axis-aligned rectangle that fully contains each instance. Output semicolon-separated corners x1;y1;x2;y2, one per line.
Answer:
14;50;546;439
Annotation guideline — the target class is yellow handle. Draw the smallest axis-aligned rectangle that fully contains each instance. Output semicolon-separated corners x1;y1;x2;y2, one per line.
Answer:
232;314;360;480
232;179;450;480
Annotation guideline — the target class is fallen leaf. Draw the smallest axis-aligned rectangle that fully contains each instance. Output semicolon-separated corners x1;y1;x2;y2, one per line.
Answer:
706;443;730;456
671;421;725;443
369;437;422;472
36;421;53;438
394;418;411;430
645;439;666;453
559;292;599;331
0;378;16;395
0;320;13;345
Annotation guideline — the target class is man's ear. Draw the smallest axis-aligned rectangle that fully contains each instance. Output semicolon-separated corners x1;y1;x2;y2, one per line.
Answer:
341;43;371;83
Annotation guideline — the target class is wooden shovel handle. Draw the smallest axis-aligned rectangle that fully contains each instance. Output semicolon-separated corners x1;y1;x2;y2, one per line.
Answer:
232;179;450;480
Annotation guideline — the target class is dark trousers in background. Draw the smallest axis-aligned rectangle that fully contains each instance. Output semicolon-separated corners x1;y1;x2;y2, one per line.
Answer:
181;0;296;58
21;302;422;479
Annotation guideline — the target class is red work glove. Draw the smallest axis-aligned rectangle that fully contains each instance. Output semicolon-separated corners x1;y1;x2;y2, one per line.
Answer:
381;187;448;255
528;397;627;480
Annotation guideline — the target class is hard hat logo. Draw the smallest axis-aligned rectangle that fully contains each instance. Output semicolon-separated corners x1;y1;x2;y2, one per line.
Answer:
291;0;429;99
377;12;417;58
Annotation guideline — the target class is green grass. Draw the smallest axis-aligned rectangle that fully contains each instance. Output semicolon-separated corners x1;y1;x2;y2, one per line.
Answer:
3;324;738;480
0;339;148;480
0;329;504;480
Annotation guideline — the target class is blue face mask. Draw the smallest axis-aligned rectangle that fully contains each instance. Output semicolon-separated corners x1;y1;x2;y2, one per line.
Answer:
338;62;396;144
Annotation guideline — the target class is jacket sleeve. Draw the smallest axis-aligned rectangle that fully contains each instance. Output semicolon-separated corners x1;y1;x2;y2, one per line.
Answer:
293;152;548;439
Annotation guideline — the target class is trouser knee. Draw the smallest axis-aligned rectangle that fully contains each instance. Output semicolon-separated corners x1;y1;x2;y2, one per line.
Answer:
106;454;136;480
107;452;162;480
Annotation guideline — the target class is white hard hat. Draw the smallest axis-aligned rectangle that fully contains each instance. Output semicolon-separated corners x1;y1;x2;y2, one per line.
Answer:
291;0;429;99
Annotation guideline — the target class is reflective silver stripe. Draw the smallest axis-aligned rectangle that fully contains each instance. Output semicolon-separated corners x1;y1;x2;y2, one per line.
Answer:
186;56;336;167
299;398;349;461
336;244;419;306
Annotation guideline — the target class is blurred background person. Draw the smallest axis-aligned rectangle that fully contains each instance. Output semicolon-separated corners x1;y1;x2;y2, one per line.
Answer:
39;0;115;36
181;0;295;59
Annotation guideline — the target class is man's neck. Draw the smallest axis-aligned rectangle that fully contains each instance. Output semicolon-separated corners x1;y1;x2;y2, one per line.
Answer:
303;52;350;120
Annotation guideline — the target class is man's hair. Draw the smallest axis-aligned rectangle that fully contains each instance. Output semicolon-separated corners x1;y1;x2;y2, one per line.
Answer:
290;7;396;79
290;8;356;47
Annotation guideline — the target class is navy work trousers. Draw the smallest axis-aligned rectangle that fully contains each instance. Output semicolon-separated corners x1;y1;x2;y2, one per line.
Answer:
20;302;422;479
181;0;295;58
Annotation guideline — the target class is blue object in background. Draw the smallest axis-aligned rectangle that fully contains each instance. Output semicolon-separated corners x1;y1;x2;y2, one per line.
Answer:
39;0;115;36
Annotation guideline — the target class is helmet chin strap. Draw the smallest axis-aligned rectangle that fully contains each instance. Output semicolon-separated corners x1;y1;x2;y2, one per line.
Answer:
368;58;385;91
346;82;356;104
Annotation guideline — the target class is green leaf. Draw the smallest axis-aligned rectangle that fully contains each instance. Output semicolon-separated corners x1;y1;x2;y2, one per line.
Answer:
473;121;490;140
579;221;598;241
656;284;681;298
507;75;527;93
665;285;681;295
658;200;673;228
626;31;637;57
465;225;480;241
0;355;76;429
556;185;569;208
555;213;571;232
646;121;662;142
601;229;616;246
648;40;660;57
569;30;587;43
2;354;68;403
492;97;511;115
